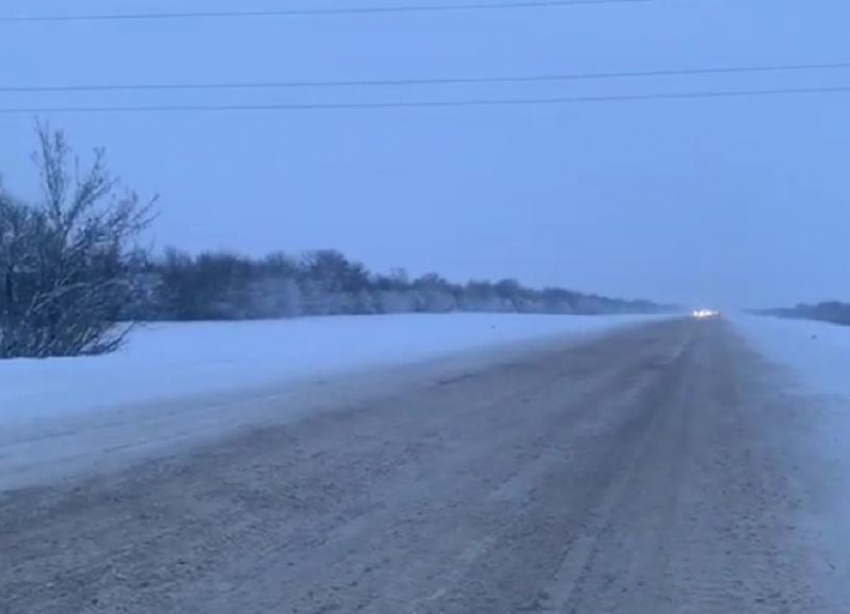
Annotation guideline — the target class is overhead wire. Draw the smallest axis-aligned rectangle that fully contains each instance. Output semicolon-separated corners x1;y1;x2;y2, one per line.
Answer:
0;0;658;23
3;61;850;93
4;4;846;114
2;84;849;114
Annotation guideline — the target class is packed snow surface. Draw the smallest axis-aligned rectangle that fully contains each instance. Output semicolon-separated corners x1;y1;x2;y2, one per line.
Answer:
0;314;660;425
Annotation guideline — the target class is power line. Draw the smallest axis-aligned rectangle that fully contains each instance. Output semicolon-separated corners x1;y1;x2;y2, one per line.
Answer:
1;84;849;114
0;0;655;23
3;61;850;93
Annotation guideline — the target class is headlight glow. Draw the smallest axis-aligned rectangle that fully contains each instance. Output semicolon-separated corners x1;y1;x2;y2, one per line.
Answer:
692;309;719;319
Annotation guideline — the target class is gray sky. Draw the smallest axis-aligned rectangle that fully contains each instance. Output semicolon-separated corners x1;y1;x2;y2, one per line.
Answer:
2;0;849;309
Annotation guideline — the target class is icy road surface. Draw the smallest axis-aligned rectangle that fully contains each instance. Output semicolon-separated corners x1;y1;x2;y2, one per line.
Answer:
2;317;849;613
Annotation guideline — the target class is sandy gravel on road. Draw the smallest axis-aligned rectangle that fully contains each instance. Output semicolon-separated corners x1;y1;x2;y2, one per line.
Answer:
2;319;847;613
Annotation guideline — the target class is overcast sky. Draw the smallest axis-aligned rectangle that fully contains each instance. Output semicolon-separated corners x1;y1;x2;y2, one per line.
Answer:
2;0;848;309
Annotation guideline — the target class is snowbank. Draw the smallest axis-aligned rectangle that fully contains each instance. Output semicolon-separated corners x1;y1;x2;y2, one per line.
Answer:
735;314;850;593
0;314;659;425
735;315;850;400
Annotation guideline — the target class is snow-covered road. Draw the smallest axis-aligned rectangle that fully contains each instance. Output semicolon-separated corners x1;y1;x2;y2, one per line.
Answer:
0;314;657;490
2;316;850;613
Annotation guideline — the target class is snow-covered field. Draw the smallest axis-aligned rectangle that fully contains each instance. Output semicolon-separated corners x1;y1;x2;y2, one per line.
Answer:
0;313;659;426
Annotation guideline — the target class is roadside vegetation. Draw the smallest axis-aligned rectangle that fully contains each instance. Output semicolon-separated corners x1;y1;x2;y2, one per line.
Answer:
1;127;669;358
137;250;667;322
0;125;153;358
755;302;850;327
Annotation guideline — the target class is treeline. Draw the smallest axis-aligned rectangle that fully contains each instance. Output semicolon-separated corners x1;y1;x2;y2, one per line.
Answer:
755;301;850;326
130;248;669;321
1;125;668;359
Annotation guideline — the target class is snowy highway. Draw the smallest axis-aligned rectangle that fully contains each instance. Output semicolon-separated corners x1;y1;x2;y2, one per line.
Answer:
2;316;850;613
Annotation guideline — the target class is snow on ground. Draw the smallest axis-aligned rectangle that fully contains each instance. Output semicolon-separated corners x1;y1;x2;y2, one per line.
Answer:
735;315;850;400
0;313;665;490
0;313;659;426
735;314;850;596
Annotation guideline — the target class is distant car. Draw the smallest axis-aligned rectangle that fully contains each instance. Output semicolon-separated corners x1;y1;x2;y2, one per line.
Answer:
692;309;720;319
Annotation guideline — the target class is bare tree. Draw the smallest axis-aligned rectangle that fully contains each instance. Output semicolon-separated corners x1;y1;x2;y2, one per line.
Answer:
0;124;154;358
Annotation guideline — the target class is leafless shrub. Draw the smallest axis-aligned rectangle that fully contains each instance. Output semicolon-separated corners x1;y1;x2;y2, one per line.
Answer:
0;123;155;358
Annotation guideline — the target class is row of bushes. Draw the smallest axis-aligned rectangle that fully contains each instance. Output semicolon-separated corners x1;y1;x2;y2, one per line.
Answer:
756;301;850;326
130;248;669;321
1;125;669;358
